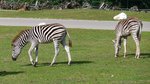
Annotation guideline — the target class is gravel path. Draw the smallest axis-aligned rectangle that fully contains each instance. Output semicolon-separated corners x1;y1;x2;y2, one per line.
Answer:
0;18;149;31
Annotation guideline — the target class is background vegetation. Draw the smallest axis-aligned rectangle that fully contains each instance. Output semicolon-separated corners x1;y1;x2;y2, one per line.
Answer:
0;26;150;84
2;0;150;9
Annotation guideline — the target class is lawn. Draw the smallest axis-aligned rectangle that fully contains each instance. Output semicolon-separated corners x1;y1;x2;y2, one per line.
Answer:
0;26;150;84
0;9;150;21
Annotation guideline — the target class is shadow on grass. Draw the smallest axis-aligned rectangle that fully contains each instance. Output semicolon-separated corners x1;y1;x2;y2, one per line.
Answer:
55;60;93;65
23;60;93;67
127;53;150;58
0;71;24;76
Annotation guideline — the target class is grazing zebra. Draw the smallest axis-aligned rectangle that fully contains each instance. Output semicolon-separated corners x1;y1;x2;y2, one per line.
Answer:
11;23;72;66
112;17;143;58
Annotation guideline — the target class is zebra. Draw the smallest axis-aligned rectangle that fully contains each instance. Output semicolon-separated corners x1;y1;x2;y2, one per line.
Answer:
11;23;72;66
112;17;143;58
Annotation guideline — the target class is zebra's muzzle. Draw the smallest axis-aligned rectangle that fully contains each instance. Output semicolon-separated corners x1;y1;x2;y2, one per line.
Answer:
12;57;17;61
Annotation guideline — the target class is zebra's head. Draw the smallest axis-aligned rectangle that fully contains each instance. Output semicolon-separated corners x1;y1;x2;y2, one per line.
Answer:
11;29;30;61
11;42;22;61
112;40;120;57
112;39;121;51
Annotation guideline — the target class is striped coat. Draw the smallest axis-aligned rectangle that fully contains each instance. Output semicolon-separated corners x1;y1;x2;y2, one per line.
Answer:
30;23;67;43
12;23;72;66
113;17;142;58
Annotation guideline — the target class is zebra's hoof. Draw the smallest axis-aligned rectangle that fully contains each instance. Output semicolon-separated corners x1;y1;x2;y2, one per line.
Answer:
115;54;118;58
68;62;71;66
31;61;34;65
136;57;140;59
33;62;38;67
50;63;54;66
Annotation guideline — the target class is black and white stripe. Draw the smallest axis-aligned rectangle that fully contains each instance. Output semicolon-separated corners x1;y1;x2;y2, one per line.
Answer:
30;23;67;43
113;17;142;58
12;23;72;66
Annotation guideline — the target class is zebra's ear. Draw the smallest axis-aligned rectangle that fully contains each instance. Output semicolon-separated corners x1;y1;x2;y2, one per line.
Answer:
112;40;115;43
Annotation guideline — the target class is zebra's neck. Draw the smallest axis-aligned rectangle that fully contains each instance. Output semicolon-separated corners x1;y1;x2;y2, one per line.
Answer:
19;37;29;48
15;30;30;48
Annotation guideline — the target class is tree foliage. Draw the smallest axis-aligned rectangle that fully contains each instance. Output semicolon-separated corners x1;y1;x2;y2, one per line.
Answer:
0;0;149;9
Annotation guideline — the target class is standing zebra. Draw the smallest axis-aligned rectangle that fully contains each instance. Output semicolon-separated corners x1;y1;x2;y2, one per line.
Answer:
11;23;72;66
112;17;143;58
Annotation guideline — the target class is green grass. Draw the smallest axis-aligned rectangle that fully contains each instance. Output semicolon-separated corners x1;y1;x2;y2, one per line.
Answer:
0;9;150;21
0;26;150;84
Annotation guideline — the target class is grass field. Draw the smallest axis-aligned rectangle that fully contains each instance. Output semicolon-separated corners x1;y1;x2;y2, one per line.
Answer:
0;26;150;84
0;9;150;21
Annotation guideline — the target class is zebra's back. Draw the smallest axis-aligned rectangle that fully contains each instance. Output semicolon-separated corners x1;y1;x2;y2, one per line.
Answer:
30;23;67;43
115;17;142;37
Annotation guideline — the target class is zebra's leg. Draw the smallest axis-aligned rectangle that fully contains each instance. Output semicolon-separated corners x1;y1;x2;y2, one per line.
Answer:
34;45;39;67
50;39;59;66
114;45;119;58
61;39;71;65
114;37;121;58
123;38;127;58
28;42;37;66
132;34;140;59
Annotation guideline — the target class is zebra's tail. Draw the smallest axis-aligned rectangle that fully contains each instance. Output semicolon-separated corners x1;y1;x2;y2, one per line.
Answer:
67;32;72;47
137;21;143;41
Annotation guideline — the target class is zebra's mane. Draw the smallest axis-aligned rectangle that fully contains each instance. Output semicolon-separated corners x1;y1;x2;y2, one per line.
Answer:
12;29;30;44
